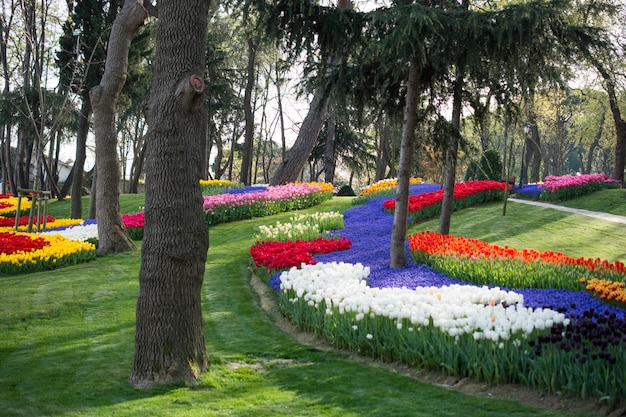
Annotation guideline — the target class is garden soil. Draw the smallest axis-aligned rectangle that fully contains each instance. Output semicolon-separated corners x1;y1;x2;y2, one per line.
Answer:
250;200;626;417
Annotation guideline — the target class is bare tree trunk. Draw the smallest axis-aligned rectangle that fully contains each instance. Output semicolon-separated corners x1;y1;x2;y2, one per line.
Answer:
71;100;91;218
204;110;212;179
270;0;351;185
0;7;13;195
88;165;97;219
275;61;287;161
390;55;421;268
528;124;541;182
586;109;605;174
271;90;328;185
375;112;391;181
591;58;626;184
438;77;462;236
240;38;256;185
90;0;153;253
130;0;209;389
324;103;336;183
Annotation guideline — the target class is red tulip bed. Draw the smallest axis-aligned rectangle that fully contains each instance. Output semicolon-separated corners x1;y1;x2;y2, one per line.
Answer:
382;180;506;222
0;194;96;274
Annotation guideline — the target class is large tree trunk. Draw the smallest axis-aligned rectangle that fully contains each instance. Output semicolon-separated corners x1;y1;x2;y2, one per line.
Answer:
240;38;256;185
71;100;91;218
390;55;421;268
90;0;151;254
129;0;209;389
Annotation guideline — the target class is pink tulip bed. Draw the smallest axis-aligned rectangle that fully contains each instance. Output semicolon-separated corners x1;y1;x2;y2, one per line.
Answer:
515;173;621;202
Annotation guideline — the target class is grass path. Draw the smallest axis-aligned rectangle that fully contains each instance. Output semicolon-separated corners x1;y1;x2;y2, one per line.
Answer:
1;195;623;416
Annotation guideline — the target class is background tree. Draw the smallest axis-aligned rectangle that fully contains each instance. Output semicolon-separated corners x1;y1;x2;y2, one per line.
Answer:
130;0;210;388
90;0;155;254
58;0;123;218
267;0;354;185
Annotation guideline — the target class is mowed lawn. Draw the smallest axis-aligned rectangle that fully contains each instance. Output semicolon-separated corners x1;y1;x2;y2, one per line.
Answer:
1;189;626;416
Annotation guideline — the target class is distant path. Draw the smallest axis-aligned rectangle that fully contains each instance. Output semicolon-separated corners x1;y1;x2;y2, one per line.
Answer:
508;197;626;225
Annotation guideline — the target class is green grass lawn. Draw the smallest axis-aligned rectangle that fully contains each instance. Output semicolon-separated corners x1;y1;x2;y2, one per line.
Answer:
2;192;624;416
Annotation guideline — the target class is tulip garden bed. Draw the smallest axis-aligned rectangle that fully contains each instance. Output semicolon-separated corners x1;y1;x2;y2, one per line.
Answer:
254;180;626;407
514;173;621;202
0;195;96;274
0;182;334;274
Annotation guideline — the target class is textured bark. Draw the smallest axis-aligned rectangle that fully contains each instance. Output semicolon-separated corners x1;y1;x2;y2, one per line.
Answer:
591;58;626;184
439;0;469;236
438;67;463;236
240;38;256;185
390;55;421;268
271;89;329;185
586;110;605;174
324;104;336;183
91;0;151;254
71;100;91;218
270;0;351;185
129;0;210;389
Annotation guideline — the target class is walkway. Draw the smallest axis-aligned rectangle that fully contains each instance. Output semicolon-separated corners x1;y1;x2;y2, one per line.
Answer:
507;197;626;225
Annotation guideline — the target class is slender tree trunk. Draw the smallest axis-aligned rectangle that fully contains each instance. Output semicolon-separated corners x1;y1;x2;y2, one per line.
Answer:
390;55;421;268
88;165;97;219
130;0;210;389
204;110;212;179
438;71;464;235
275;61;287;161
586;109;605;174
324;103;336;183
438;0;469;236
71;100;91;218
591;59;626;184
90;0;151;253
529;124;541;182
240;38;256;185
0;9;13;194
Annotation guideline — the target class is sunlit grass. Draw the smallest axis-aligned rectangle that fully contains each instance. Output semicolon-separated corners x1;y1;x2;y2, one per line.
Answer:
0;194;613;416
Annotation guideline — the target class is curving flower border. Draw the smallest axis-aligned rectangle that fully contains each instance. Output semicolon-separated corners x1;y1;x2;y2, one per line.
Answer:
0;231;96;274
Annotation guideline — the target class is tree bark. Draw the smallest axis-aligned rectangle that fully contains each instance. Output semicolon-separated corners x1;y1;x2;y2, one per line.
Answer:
438;0;469;236
324;103;336;183
437;73;462;236
270;0;351;185
90;0;152;254
240;38;256;185
129;0;210;389
586;109;605;174
271;89;329;185
71;100;91;218
590;58;626;184
390;55;421;268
